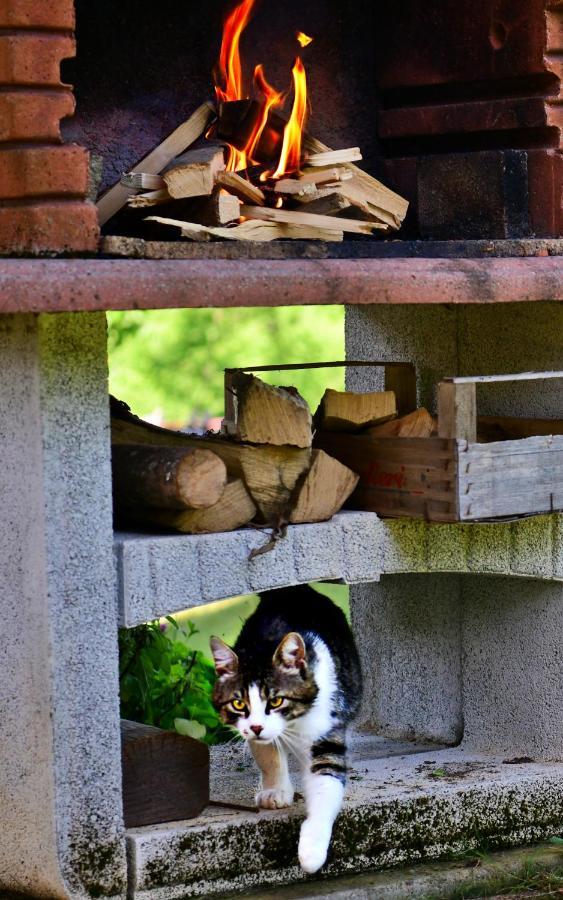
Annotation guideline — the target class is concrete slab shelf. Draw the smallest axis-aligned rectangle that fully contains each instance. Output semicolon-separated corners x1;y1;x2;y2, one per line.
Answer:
115;511;563;628
126;739;563;899
1;256;563;314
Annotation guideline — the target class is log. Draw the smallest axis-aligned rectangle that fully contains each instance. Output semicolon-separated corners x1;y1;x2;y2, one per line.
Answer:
306;148;362;166
315;389;397;432
223;372;312;448
141;478;257;534
145;216;343;242
163;146;226;199
240;204;387;235
289;450;359;524
121;719;209;828
112;445;227;510
216;170;266;205
274;168;352;192
110;398;311;524
97;101;215;225
365;407;436;438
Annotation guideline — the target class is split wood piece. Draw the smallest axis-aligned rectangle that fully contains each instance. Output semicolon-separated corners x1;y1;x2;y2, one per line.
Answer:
128;189;171;208
111;445;227;510
303;134;408;230
306;148;362;166
274;168;353;193
186;190;240;226
289;449;359;524
240;205;388;236
121;173;165;192
163;146;226;200
315;389;397;432
110;400;311;524
438;381;477;443
295;191;352;216
121;720;209;829
365;408;436;438
97;102;215;225
142;478;257;534
145;216;343;243
224;372;312;448
477;415;563;443
216;171;265;205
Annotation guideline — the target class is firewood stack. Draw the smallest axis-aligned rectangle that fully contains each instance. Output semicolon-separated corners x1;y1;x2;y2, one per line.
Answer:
97;102;408;242
110;375;361;535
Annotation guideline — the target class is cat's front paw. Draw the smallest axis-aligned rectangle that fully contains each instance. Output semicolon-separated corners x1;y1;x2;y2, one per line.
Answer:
298;820;330;873
255;786;294;809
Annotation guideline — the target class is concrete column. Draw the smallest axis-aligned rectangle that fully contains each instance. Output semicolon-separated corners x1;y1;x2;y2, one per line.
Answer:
0;314;126;899
350;576;463;744
461;575;563;760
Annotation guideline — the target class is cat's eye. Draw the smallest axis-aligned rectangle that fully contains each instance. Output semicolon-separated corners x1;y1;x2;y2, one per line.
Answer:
231;699;246;712
269;697;284;709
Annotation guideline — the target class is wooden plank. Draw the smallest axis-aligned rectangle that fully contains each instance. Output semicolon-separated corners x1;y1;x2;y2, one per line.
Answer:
438;382;477;442
240;204;388;236
460;489;563;520
97;102;215;225
306;148;362;166
446;371;563;384
121;720;209;828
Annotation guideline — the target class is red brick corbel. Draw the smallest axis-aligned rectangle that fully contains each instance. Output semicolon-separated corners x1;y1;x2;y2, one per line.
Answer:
0;0;99;254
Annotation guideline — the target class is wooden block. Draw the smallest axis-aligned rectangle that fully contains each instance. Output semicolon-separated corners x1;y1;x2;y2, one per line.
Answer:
366;408;436;438
186;190;240;226
163;146;226;199
142;478;257;534
110;398;311;525
97;102;215;225
121;719;209;828
315;389;397;432
289;450;359;524
438;382;477;442
112;445;227;510
225;372;312;448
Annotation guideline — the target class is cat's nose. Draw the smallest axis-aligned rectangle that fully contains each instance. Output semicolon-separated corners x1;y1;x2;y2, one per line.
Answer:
250;725;264;736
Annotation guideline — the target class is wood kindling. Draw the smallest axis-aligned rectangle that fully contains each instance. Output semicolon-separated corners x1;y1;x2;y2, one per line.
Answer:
240;204;388;235
306;148;362;166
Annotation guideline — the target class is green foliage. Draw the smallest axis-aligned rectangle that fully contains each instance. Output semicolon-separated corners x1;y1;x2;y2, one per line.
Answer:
107;306;344;422
118;617;231;745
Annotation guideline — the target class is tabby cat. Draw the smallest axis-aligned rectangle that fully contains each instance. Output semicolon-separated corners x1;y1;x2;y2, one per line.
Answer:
210;585;362;874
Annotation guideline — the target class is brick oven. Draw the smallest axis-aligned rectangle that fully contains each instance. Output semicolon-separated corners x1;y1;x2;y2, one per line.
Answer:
1;2;563;900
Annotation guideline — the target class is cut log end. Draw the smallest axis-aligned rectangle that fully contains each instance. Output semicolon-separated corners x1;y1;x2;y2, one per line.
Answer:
315;389;397;432
289;450;359;524
225;372;313;448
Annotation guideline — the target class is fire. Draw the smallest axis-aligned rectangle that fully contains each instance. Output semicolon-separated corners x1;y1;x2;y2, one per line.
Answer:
272;57;307;178
214;0;311;177
247;64;284;162
296;31;313;47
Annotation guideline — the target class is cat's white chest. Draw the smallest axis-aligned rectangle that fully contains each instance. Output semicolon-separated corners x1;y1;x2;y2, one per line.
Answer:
294;638;337;744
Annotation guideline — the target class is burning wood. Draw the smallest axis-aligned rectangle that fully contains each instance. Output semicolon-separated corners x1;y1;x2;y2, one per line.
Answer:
96;0;408;241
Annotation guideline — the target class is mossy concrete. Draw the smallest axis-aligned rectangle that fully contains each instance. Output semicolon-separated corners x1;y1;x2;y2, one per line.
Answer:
126;744;563;899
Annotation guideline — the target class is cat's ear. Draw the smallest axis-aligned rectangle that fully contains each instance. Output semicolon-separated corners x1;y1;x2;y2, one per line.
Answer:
273;632;307;673
210;636;239;677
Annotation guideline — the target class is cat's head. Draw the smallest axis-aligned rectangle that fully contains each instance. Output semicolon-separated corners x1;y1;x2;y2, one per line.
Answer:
210;632;318;743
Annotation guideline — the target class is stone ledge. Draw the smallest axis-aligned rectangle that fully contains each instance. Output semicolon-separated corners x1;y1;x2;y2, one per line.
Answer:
115;512;563;628
126;744;563;899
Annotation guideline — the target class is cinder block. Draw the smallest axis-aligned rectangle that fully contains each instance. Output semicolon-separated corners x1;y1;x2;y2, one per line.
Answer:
380;519;428;573
247;529;296;592
341;512;383;583
468;523;512;575
427;523;470;573
510;516;554;578
291;519;344;583
196;531;252;603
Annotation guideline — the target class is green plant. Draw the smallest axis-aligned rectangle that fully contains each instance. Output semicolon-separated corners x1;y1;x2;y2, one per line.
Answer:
118;617;233;745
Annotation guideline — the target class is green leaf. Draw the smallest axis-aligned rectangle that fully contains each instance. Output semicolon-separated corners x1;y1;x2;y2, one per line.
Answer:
175;718;206;740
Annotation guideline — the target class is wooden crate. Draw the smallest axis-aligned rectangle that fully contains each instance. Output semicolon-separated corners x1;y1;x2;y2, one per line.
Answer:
317;370;563;523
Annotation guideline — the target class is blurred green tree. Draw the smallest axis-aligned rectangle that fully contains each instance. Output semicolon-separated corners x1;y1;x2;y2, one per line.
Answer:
108;306;345;423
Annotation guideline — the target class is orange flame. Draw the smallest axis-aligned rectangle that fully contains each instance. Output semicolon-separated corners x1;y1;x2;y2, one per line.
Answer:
297;31;313;47
215;0;257;170
272;57;308;178
247;64;284;162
